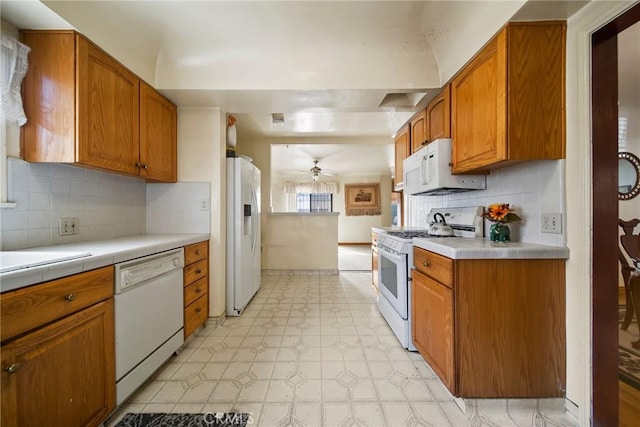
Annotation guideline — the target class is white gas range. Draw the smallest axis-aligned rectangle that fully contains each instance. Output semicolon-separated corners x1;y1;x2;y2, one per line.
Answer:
376;206;483;351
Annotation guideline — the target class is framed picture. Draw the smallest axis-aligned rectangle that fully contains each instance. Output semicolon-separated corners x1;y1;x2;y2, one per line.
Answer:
344;183;381;216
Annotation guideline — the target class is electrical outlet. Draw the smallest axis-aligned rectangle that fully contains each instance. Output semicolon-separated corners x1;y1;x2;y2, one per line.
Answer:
541;213;562;234
200;198;210;211
59;217;79;236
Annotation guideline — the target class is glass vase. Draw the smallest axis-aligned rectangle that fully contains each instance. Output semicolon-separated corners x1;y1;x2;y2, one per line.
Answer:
490;223;510;242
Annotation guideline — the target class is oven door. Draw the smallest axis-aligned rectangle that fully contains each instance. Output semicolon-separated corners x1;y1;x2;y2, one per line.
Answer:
377;248;408;319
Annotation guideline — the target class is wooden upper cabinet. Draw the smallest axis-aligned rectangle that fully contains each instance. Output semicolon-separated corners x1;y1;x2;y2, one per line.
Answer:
451;21;566;174
21;30;177;183
77;36;140;175
394;125;410;191
140;82;177;182
409;85;451;154
426;85;451;142
410;109;427;154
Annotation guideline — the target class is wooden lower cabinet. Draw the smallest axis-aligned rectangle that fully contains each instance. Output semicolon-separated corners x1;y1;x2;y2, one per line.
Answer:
1;299;115;427
412;271;454;391
183;241;210;339
0;267;115;427
371;232;379;292
412;247;566;397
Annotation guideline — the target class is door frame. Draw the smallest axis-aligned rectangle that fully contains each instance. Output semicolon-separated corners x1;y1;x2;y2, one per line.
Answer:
591;3;640;426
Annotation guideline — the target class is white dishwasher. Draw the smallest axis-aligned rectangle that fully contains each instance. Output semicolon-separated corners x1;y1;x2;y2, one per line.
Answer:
114;248;184;405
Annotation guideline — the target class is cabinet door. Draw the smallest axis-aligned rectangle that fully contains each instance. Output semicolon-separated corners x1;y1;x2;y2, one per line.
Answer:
426;85;451;142
451;31;507;174
410;109;427;153
394;126;409;190
411;270;455;393
77;36;140;175
1;299;115;427
139;82;177;182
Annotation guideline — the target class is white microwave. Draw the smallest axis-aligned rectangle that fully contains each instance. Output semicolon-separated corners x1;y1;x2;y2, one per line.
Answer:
403;138;486;196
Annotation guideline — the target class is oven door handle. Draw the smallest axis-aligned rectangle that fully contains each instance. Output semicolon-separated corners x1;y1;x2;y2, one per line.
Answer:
378;247;405;263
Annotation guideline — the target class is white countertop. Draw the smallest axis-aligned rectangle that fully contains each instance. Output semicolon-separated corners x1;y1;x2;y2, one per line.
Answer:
0;233;211;292
269;212;339;216
413;237;569;260
371;226;429;234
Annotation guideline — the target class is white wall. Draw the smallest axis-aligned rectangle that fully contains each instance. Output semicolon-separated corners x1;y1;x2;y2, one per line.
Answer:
263;213;338;270
336;175;392;243
270;172;393;243
176;108;226;317
564;2;640;424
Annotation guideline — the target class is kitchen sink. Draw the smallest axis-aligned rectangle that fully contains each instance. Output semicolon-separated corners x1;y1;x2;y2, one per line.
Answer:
0;251;92;273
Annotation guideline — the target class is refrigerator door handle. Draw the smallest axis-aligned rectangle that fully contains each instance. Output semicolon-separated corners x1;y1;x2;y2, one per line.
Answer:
250;188;259;253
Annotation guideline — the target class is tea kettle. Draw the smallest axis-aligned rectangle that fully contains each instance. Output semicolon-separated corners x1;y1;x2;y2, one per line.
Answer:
428;213;455;237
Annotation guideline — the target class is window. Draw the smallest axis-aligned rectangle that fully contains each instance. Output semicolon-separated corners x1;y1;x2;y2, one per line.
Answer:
296;193;333;213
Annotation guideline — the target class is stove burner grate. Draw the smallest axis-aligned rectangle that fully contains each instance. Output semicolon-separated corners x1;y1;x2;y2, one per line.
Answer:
386;231;436;239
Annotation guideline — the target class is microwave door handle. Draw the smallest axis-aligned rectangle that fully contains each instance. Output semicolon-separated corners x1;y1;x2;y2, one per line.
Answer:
421;154;429;185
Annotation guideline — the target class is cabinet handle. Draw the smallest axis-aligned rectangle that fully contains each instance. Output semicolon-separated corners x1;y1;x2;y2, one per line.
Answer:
195;269;202;274
136;162;149;170
64;293;77;301
422;262;430;268
195;308;202;313
195;287;202;293
422;140;429;146
5;363;21;374
195;249;201;255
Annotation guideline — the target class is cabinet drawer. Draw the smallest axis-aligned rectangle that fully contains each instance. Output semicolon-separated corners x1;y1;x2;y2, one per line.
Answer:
184;241;208;265
413;248;453;288
184;294;208;339
184;259;208;285
184;276;208;307
1;266;114;342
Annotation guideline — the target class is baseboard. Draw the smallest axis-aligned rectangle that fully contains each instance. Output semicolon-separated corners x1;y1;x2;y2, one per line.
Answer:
262;269;339;275
338;242;370;246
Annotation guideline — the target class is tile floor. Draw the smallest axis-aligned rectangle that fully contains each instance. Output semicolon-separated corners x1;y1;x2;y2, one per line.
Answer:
107;272;579;427
338;245;371;271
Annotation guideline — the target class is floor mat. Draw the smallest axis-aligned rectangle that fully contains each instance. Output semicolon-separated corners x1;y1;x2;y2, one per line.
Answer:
114;413;250;427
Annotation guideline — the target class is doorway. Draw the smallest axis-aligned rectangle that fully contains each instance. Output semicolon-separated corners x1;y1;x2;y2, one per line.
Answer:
591;3;640;425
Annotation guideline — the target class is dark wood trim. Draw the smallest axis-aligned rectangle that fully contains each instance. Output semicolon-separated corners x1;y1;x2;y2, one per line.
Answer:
591;3;640;426
592;3;640;45
591;30;619;426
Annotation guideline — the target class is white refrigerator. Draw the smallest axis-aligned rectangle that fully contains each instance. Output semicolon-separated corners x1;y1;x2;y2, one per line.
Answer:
226;156;261;316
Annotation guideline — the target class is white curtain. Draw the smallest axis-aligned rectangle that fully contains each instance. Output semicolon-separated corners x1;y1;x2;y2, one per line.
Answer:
283;181;339;194
1;35;30;126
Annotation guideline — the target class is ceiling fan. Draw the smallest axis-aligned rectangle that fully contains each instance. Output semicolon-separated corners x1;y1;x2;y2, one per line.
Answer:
307;160;336;181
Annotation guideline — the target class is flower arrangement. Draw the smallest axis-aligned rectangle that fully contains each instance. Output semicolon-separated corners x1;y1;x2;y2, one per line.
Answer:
483;203;522;223
483;203;521;242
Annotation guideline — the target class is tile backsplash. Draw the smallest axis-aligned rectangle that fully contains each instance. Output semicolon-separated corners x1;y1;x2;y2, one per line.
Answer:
1;158;146;250
407;160;565;246
146;182;211;234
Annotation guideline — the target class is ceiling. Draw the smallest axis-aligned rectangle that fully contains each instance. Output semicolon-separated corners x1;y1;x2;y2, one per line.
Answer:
1;0;592;177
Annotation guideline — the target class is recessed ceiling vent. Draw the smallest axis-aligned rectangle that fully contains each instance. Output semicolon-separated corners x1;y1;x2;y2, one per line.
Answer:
378;92;427;108
272;113;285;126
